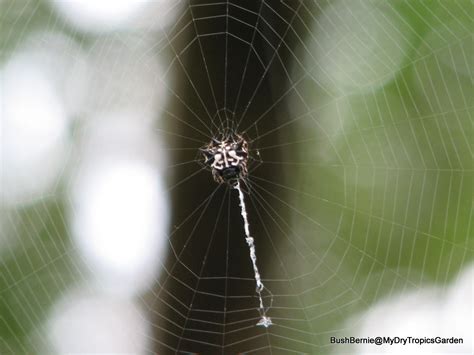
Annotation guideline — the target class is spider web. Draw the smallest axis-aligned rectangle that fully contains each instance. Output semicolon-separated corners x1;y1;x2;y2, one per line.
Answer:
1;0;472;354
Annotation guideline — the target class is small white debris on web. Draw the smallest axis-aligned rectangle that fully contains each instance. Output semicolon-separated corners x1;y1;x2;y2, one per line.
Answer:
256;316;273;328
234;181;272;328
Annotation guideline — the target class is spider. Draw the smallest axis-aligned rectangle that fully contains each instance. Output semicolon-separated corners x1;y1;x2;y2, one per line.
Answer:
200;133;249;186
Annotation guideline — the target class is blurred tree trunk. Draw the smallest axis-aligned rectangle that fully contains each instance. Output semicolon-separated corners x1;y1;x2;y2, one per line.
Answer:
148;1;319;353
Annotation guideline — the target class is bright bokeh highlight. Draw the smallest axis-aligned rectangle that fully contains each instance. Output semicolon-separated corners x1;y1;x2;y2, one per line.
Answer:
50;0;181;32
72;159;168;296
1;52;69;205
313;0;412;94
48;289;149;354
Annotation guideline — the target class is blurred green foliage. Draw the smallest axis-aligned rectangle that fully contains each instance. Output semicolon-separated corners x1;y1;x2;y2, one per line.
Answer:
290;0;473;346
1;202;79;354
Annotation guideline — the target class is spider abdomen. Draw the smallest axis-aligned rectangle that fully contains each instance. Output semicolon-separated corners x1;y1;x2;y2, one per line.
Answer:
200;134;249;185
221;166;241;184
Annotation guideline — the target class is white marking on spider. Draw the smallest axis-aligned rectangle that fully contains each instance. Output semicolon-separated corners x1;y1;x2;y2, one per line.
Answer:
201;134;249;185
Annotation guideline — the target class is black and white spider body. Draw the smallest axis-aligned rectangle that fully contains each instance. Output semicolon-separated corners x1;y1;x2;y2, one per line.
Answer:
200;132;271;327
200;134;248;186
